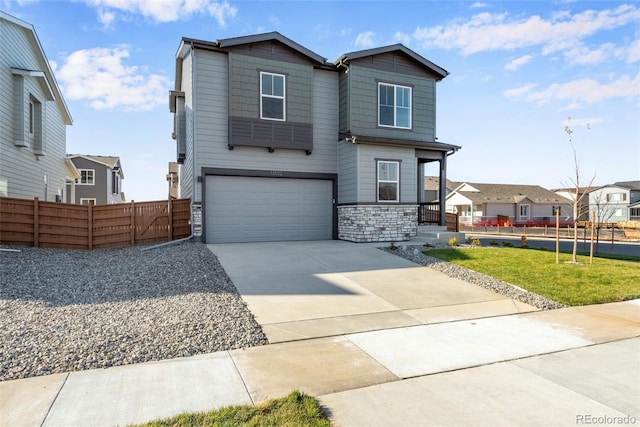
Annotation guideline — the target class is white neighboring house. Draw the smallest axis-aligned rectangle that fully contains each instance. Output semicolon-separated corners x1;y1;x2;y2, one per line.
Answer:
0;11;77;202
587;181;640;223
67;155;125;205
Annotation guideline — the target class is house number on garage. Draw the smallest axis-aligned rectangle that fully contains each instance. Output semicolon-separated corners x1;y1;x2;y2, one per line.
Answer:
270;170;283;177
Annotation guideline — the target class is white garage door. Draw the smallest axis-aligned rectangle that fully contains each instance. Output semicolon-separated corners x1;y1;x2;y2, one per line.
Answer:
205;176;333;243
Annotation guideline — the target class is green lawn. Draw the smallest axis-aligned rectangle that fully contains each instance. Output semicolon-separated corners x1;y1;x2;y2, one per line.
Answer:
425;248;640;306
129;391;331;427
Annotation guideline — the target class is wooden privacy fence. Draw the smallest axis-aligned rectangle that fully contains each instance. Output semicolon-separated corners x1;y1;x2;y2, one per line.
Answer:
0;197;191;249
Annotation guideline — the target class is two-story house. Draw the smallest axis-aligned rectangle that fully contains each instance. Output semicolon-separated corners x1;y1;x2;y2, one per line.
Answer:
170;32;459;243
1;11;76;202
67;155;124;205
588;181;640;224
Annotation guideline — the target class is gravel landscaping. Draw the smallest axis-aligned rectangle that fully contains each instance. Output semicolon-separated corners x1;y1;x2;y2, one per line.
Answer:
0;241;267;382
381;244;565;311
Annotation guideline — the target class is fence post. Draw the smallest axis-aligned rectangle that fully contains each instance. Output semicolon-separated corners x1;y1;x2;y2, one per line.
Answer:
87;204;93;250
33;197;39;247
168;199;173;241
130;201;135;245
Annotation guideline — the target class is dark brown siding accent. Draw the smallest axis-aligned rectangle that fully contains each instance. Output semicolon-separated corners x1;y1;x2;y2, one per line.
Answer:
351;52;440;79
229;116;313;153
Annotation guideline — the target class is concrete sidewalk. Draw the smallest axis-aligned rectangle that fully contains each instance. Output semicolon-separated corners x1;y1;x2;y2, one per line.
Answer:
2;301;638;427
1;241;638;426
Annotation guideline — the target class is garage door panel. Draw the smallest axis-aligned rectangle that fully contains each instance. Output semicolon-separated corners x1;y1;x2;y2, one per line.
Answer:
205;176;333;243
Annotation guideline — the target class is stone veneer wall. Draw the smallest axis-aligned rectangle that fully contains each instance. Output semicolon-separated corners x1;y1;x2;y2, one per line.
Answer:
338;204;418;243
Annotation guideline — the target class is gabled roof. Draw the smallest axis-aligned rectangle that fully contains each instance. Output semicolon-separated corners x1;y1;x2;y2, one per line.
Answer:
613;181;640;191
336;44;449;80
68;155;124;178
178;32;328;66
448;182;568;204
218;32;327;65
424;176;459;191
1;11;72;125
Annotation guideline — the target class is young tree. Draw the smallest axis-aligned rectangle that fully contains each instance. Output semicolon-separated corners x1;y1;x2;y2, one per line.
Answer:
563;118;596;263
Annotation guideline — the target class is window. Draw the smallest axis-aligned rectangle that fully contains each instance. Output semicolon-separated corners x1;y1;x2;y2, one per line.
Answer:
519;204;530;219
79;169;94;185
260;72;285;121
378;83;411;129
606;193;626;202
29;100;34;135
80;198;96;206
377;161;399;202
29;95;44;155
111;171;119;194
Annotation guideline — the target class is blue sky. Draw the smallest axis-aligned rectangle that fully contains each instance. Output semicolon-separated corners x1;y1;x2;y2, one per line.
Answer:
3;0;639;201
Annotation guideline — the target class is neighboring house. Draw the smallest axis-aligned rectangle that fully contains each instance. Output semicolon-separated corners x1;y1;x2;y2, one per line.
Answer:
423;176;459;203
446;182;573;226
167;162;179;199
170;32;460;243
67;155;124;205
587;181;640;223
0;11;77;202
553;186;599;222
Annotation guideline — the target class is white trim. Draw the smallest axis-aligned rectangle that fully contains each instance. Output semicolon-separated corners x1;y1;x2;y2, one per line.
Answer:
80;198;96;206
78;169;95;185
378;82;412;129
519;204;530;219
260;71;286;121
377;160;400;202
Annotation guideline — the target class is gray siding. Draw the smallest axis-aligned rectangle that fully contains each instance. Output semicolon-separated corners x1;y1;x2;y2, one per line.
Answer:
0;17;71;202
71;158;107;204
179;50;195;201
356;145;417;203
338;71;349;133
228;52;313;123
350;52;442;79
345;66;436;142
337;140;357;203
188;49;338;205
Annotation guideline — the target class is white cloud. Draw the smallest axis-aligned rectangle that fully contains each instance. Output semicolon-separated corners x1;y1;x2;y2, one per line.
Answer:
85;0;237;26
413;4;640;55
470;2;487;9
392;32;411;45
505;73;640;109
268;15;280;27
627;39;640;63
504;54;533;71
561;117;603;128
504;83;537;98
354;31;376;48
564;43;615;65
56;45;171;111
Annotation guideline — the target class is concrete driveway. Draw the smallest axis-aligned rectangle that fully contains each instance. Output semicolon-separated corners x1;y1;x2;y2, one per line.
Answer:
207;240;538;343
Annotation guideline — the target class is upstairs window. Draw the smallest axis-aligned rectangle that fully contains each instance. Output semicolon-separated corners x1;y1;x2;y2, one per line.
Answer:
79;169;94;185
377;160;400;202
260;72;285;121
606;192;626;202
112;171;119;194
378;83;411;129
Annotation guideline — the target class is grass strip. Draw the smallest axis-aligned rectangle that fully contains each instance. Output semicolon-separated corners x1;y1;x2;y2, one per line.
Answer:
425;247;640;306
129;390;331;427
